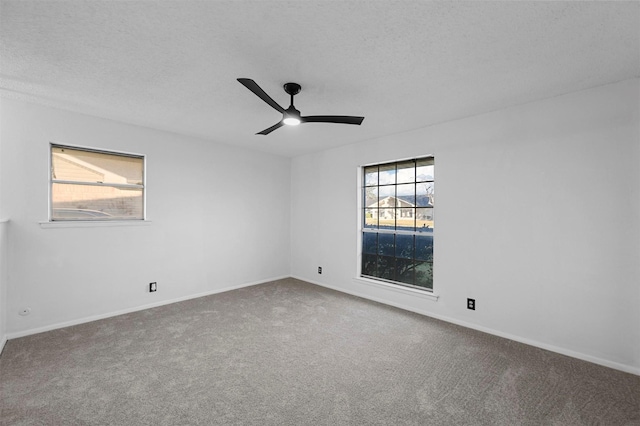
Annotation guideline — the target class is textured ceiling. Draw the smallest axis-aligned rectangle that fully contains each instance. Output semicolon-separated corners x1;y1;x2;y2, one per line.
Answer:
1;1;639;157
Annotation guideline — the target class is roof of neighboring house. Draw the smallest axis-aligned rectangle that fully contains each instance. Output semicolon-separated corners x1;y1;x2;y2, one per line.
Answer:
368;196;415;208
367;195;433;208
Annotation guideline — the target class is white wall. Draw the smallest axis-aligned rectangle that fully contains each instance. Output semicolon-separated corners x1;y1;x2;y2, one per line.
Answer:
291;79;640;374
0;98;291;337
0;221;7;353
0;109;6;350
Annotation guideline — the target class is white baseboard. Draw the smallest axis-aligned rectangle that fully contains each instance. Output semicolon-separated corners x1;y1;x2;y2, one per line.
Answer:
294;275;640;377
6;275;289;340
0;335;6;355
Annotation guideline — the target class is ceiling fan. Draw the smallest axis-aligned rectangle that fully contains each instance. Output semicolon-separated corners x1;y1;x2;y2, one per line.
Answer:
237;78;365;135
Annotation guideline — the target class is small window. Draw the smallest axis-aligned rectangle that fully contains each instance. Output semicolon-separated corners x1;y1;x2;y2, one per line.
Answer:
361;157;434;290
50;144;145;221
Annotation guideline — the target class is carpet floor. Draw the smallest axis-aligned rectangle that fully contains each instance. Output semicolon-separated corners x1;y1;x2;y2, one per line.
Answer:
1;278;639;425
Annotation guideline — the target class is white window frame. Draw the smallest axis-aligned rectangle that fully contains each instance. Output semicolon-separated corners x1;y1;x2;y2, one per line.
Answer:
357;156;435;293
48;143;147;222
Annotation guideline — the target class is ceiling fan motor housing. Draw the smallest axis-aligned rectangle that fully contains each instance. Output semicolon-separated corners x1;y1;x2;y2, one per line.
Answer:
283;82;301;95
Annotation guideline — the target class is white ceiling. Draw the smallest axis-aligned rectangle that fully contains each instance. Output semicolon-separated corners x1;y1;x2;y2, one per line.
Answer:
1;1;639;157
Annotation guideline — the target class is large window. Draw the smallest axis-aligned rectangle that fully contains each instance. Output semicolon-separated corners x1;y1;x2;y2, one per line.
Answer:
50;144;145;221
361;157;434;290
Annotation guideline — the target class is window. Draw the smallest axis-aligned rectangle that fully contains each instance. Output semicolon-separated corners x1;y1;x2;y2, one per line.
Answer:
361;157;434;290
50;144;145;221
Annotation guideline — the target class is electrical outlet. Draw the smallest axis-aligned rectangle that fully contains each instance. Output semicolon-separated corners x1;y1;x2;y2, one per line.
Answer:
149;282;157;292
467;298;475;310
318;266;322;274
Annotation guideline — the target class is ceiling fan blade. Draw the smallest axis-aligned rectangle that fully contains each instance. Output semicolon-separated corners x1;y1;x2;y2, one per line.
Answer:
237;78;285;113
257;121;285;135
301;115;365;125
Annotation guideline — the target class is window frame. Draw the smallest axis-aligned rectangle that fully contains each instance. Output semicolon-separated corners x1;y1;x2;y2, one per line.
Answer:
49;143;146;222
358;156;434;293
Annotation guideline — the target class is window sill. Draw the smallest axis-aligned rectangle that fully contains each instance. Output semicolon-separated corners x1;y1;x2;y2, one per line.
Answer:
39;220;152;229
353;276;439;301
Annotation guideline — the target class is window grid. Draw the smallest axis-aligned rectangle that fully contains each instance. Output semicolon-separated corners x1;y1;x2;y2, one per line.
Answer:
362;157;434;290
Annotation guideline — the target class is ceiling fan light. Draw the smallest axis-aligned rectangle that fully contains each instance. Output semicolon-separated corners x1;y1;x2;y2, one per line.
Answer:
283;117;301;126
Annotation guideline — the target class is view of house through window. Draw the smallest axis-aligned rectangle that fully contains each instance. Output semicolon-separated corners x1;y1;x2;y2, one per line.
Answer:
361;157;434;290
50;144;145;220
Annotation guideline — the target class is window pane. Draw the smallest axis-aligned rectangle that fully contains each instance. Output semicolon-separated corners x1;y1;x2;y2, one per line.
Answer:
396;161;415;184
362;254;377;276
395;258;414;285
378;164;396;185
416;208;434;231
379;186;395;205
416;235;434;261
396;183;415;205
377;256;395;280
395;234;414;259
364;166;378;186
396;208;414;231
51;183;143;220
415;262;433;289
364;187;378;207
416;182;434;207
416;158;434;182
52;146;143;185
363;232;378;254
364;209;378;229
379;209;395;229
378;233;394;256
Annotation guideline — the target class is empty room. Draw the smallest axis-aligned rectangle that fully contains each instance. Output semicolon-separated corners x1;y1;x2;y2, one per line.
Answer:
1;1;639;424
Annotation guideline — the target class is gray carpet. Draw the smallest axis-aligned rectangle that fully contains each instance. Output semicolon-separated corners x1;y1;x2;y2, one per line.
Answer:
1;278;638;425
